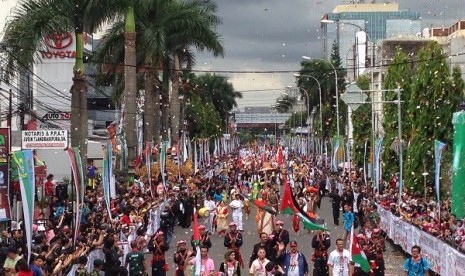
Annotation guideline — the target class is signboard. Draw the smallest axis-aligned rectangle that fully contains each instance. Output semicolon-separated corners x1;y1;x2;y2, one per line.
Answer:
21;130;68;149
39;32;92;59
42;111;71;121
0;128;11;220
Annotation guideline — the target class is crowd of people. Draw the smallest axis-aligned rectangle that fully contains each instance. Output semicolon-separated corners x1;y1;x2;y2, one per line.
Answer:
0;144;433;276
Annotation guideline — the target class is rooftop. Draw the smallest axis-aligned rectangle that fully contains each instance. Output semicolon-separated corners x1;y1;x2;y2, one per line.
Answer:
333;3;399;13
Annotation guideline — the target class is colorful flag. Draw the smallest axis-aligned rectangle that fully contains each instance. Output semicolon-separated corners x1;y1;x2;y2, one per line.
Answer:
160;141;169;188
102;146;112;218
192;208;201;276
66;147;82;245
244;194;277;215
12;150;35;263
350;227;371;272
280;181;328;230
434;140;446;214
277;145;283;166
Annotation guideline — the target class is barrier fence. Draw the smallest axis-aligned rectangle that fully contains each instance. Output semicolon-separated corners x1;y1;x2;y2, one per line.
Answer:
377;206;465;276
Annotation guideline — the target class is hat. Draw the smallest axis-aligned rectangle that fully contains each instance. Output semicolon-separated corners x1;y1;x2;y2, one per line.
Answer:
154;231;164;238
177;240;187;245
373;228;380;234
199;225;206;230
275;220;284;225
94;259;104;267
289;241;298;247
37;225;46;232
356;234;366;239
229;222;237;227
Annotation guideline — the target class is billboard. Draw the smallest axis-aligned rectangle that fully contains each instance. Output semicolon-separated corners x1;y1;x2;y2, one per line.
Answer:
21;130;68;150
0;128;11;220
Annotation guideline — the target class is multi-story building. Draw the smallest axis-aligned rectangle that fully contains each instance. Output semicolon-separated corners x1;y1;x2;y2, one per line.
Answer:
321;2;421;81
427;20;465;77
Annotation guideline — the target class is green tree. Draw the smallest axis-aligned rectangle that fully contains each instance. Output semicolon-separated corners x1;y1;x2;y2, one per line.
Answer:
274;94;297;113
1;0;125;164
184;94;222;138
382;48;413;179
351;75;371;167
404;42;463;191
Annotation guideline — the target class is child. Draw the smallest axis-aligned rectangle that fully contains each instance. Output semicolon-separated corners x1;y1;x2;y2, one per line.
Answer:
90;259;104;276
75;256;88;276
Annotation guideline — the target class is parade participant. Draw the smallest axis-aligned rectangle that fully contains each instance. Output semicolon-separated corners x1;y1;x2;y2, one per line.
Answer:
403;245;430;276
173;240;191;276
276;240;309;276
203;195;217;234
102;237;123;276
189;245;215;276
4;246;21;276
191;225;212;249
270;220;290;251
219;249;241;276
255;206;274;236
327;238;353;276
229;194;245;231
249;247;270;276
311;230;331;276
216;201;229;237
224;222;244;268
329;188;342;225
249;232;275;268
125;240;146;276
342;204;355;242
148;231;169;276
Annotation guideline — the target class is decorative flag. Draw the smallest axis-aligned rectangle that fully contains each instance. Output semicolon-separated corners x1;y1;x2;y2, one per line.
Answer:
192;207;201;276
244;194;277;215
194;141;198;174
12;150;35;264
280;181;328;230
363;139;368;187
277;146;283;166
374;138;383;192
160;141;168;188
350;226;371;272
434;140;446;209
145;142;152;197
102;146;112;218
66;147;82;245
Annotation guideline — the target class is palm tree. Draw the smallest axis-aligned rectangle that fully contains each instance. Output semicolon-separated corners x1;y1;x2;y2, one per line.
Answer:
1;0;117;163
95;0;224;146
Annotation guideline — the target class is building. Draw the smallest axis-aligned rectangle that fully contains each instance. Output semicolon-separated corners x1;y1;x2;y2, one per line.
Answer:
427;20;465;77
321;2;421;80
234;106;289;136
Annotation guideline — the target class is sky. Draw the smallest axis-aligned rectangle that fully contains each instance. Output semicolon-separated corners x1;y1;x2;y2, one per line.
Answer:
194;0;465;111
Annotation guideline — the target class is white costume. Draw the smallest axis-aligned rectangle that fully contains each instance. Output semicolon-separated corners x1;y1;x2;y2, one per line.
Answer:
204;198;217;234
229;199;244;231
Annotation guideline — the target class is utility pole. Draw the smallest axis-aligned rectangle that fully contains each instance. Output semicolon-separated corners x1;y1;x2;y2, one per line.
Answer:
7;89;12;128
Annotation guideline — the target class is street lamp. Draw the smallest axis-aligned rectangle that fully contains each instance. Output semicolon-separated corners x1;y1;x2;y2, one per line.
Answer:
293;74;323;136
301;56;340;140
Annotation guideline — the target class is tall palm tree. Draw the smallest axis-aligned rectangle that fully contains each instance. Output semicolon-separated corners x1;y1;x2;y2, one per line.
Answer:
1;0;117;163
95;0;224;145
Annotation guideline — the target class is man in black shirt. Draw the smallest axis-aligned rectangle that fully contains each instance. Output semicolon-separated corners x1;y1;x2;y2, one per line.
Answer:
329;189;342;225
249;232;275;268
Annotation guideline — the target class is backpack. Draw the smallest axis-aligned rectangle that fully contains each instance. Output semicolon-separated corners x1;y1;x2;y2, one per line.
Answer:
408;257;425;275
75;267;89;276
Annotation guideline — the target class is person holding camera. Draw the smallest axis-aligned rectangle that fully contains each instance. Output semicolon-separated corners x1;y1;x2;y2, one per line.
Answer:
403;245;429;276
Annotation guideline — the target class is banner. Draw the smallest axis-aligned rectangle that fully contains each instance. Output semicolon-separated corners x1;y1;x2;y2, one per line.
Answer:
12;150;35;263
434;140;446;216
159;141;169;188
0;128;11;220
452;111;465;219
66;147;81;245
145;143;152;197
102;146;111;218
374;138;383;192
377;204;465;275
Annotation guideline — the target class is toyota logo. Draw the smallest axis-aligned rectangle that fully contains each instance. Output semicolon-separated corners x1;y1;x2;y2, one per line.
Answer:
44;32;73;49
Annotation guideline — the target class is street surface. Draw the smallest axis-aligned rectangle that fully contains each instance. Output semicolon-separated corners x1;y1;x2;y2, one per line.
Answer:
156;195;406;275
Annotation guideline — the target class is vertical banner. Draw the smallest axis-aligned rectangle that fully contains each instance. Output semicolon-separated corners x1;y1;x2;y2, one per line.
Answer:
12;150;35;264
363;139;368;186
107;143;115;198
159;141;168;188
0;128;11;221
332;136;339;172
452;112;465;219
66;148;81;245
434;140;446;205
102;146;112;218
374;138;383;192
145;142;152;197
72;147;85;201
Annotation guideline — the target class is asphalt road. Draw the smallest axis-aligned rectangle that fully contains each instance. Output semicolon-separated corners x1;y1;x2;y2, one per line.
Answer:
158;195;405;275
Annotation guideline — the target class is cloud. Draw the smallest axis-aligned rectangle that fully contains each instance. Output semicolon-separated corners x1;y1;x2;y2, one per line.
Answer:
195;0;465;109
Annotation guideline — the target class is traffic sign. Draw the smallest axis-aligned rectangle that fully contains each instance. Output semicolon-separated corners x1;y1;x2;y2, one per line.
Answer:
341;83;368;111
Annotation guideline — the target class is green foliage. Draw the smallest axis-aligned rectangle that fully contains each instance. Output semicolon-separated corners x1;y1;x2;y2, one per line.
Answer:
382;48;412;179
284;112;307;133
402;42;463;191
184;94;222;138
352;75;371;167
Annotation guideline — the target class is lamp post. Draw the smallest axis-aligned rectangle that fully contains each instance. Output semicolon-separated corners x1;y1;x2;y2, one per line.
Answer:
293;74;323;136
301;56;339;140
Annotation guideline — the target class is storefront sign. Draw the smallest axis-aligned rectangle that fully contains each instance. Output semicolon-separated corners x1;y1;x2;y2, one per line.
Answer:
21;130;68;149
0;128;11;220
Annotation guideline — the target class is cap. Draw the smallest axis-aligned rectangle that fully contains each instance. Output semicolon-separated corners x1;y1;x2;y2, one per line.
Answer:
155;231;165;238
356;234;365;239
199;225;206;230
177;240;187;245
275;220;284;225
289;241;298;247
229;222;237;227
373;228;380;234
